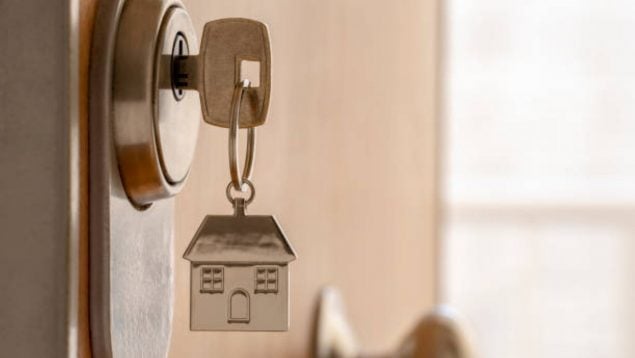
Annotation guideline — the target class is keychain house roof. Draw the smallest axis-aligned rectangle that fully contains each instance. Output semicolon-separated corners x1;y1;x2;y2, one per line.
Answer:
183;215;296;264
183;213;296;331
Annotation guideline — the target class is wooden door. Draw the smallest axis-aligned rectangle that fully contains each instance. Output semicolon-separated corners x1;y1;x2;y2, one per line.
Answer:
79;0;440;356
171;0;440;356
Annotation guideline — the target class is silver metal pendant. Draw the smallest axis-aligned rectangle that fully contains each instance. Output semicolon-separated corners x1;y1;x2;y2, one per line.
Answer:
183;197;296;331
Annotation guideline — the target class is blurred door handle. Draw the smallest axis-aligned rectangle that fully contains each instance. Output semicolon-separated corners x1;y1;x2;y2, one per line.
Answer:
312;288;474;358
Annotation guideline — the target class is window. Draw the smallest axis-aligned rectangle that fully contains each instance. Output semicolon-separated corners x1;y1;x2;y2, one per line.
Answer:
442;1;635;357
254;267;278;293
200;266;223;293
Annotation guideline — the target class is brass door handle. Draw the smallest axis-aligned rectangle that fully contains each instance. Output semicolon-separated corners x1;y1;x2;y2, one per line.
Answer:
312;288;474;358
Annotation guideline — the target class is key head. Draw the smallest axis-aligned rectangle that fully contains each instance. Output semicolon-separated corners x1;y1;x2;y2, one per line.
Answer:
199;18;271;128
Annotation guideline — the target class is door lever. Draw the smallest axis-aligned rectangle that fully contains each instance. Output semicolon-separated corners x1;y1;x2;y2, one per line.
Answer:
313;288;474;358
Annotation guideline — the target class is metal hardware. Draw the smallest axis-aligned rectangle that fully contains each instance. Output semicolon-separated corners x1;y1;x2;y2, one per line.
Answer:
229;79;256;191
173;18;272;128
92;0;279;347
171;33;189;100
89;0;195;356
182;199;296;331
183;22;296;329
112;1;200;206
313;288;474;358
313;288;360;358
227;179;256;206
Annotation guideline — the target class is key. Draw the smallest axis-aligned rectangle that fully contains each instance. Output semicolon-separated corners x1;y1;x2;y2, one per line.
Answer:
172;18;271;128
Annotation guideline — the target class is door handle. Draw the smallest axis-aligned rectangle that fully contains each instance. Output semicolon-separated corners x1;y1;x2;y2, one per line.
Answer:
313;288;474;358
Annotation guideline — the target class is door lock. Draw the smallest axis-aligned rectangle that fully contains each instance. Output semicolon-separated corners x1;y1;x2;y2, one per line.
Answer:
112;2;271;207
112;2;200;206
92;0;275;354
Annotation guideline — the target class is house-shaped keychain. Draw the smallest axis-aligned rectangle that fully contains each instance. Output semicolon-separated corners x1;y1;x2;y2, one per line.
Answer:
183;199;297;331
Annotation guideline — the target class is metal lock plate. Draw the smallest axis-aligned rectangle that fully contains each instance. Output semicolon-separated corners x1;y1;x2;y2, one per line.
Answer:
197;19;271;128
90;0;198;356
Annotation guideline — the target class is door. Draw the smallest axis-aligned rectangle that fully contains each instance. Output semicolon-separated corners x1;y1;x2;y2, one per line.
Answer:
169;0;439;356
229;289;250;323
0;0;439;357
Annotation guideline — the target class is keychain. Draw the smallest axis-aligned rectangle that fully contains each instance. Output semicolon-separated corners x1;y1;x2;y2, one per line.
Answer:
183;77;296;331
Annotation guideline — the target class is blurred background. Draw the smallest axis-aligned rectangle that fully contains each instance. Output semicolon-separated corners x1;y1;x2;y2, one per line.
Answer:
441;1;635;357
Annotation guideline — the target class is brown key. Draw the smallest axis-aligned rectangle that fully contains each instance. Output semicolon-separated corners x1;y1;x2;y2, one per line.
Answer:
171;18;271;128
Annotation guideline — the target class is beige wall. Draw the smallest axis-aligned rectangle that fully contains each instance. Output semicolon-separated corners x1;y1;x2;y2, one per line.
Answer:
172;0;440;356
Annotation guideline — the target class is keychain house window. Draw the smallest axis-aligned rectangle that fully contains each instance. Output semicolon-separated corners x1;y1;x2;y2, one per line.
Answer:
200;266;223;293
255;267;278;293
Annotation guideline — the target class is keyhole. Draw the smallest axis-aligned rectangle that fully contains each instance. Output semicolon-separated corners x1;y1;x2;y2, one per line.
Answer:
171;33;189;101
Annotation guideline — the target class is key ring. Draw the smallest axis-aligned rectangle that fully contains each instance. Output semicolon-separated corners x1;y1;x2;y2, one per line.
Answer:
226;178;256;205
229;79;256;191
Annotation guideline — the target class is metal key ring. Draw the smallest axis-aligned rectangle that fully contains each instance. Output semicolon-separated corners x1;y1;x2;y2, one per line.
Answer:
226;179;256;205
229;79;256;191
